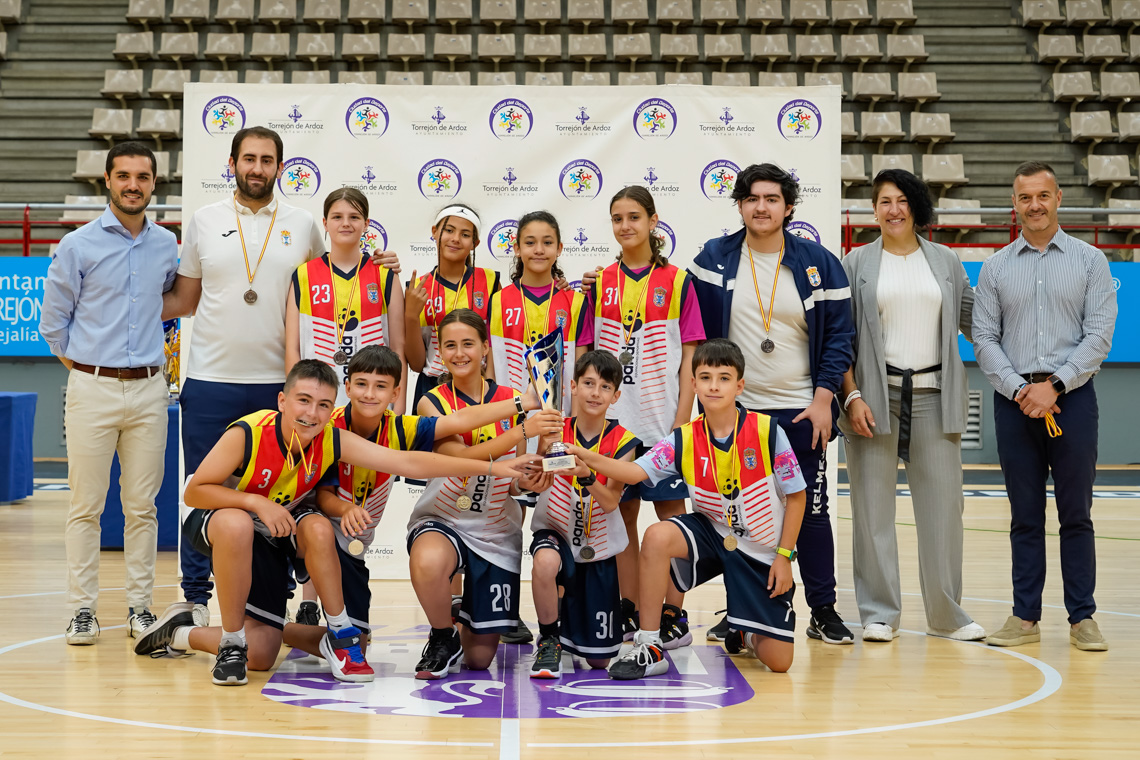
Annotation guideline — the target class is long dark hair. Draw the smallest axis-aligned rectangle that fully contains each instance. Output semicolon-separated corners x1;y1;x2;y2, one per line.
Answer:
510;210;566;283
610;185;669;268
871;168;934;229
437;307;488;384
433;202;480;271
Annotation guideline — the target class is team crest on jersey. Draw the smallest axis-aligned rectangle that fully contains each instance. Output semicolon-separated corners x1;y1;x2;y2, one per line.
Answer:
556;309;568;328
653;286;667;308
806;266;821;287
500;419;512;432
743;447;758;470
281;230;292;247
475;291;485;309
366;282;379;304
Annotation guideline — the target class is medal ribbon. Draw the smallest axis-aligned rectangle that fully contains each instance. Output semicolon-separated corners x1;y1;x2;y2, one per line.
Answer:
347;409;389;508
521;281;556;346
233;199;279;294
328;254;363;353
572;419;604;541
701;411;740;529
745;238;785;345
1045;412;1062;438
285;427;314;483
617;262;657;350
430;267;474;372
450;377;487;492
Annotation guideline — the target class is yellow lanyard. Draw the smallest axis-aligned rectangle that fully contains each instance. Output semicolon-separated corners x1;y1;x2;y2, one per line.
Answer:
521;281;556;345
1045;412;1063;438
430;267;473;365
328;254;363;348
451;377;487;490
285;427;313;481
572;420;604;539
617;262;657;348
701;413;740;527
233;199;278;292
745;238;785;339
347;410;389;508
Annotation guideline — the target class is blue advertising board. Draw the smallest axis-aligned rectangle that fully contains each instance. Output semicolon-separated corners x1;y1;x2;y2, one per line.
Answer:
0;257;51;357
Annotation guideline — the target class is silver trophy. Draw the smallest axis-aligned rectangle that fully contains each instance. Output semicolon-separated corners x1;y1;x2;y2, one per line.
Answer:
525;329;575;472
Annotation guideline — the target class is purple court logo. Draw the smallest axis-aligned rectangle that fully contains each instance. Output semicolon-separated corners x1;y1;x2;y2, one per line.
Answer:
346;97;389;138
489;99;534;140
359;219;389;258
202;96;245;136
487;219;519;261
700;159;741;200
652;220;677;260
778;99;822;141
264;639;754;718
559;159;604;200
633;98;678;139
788;220;822;243
277;157;321;198
418;159;462;199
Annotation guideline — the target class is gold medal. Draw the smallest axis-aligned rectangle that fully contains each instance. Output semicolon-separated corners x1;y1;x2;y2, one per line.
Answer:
347;539;365;556
723;534;738;552
243;288;258;304
456;494;473;511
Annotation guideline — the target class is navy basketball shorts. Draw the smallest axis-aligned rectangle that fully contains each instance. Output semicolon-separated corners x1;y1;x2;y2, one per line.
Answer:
183;507;296;630
667;513;796;643
621;444;691;504
288;506;373;633
530;530;623;660
407;520;521;635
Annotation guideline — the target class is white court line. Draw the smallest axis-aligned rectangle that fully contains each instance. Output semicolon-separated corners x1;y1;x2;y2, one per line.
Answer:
499;719;521;760
528;633;1063;748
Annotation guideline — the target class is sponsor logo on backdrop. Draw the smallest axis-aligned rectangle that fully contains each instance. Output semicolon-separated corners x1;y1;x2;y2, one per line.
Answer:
199;163;236;193
482;166;539;197
277;157;321;198
345;97;390;138
787;220;822;243
269;104;326;134
202;96;246;136
487;219;518;261
359;220;389;258
788;167;823;199
489;98;534;140
418;159;462;199
559;159;603;200
778;100;821;141
556;105;612;134
341;165;398;196
412;105;468;134
632;98;677;139
561;226;612;258
700;159;741;200
698;106;756;136
652;220;677;259
624;166;680;197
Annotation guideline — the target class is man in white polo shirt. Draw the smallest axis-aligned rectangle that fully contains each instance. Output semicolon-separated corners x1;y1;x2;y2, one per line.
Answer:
162;126;324;621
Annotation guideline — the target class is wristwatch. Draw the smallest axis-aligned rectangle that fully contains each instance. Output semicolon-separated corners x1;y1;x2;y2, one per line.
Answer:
576;472;597;488
1047;374;1065;395
776;546;798;561
514;395;525;414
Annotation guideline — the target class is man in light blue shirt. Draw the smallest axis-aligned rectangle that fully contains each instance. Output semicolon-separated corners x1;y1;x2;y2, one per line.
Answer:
39;142;179;646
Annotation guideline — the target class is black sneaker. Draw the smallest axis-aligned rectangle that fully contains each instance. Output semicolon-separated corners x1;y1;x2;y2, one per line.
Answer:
724;628;749;655
807;605;854;645
707;610;730;641
133;602;195;656
530;636;562;679
295;600;321;627
415;627;462;680
608;639;669;680
621;598;640;642
212;641;248;685
500;619;534;645
660;605;692;650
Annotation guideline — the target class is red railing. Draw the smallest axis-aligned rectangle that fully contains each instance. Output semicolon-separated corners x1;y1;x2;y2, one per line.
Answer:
0;204;182;256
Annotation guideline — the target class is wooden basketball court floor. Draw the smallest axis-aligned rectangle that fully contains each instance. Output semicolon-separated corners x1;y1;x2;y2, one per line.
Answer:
1;474;1136;759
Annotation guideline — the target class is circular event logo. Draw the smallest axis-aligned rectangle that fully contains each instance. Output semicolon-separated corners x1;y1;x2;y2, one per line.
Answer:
489;98;534;140
559;159;604;200
652;220;677;259
778;99;822;141
277;157;321;198
487;219;519;261
787;220;821;243
359;219;389;257
700;159;741;200
633;98;677;140
418;159;462;199
346;97;389;138
202;96;246;136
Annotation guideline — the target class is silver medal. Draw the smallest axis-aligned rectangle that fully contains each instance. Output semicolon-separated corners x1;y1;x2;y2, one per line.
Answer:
761;338;775;354
333;350;349;365
580;546;596;561
243;288;258;305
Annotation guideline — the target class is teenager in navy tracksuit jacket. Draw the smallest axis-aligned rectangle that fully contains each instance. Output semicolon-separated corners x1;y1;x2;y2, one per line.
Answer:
689;179;856;643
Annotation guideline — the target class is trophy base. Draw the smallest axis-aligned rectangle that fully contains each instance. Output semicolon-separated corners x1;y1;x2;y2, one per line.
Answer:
542;453;577;472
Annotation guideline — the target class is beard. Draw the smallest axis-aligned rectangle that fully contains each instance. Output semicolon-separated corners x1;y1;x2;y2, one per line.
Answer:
236;169;275;201
109;187;150;216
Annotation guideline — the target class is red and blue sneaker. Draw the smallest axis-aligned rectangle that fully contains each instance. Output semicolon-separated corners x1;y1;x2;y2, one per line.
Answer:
320;626;374;682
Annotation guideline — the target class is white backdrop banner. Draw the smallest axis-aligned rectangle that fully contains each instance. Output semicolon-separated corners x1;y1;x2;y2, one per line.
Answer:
181;83;841;579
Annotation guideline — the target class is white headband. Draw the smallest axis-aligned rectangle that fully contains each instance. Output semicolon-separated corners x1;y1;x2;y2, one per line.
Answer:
433;205;481;235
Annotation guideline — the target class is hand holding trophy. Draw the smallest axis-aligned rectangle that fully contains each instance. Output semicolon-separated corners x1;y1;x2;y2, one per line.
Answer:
525;329;575;472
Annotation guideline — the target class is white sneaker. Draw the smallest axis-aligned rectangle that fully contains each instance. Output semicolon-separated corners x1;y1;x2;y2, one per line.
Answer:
928;622;986;641
862;623;898;642
66;608;100;645
127;607;158;638
192;604;210;628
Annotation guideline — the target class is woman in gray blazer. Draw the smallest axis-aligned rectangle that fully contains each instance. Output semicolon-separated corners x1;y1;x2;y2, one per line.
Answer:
838;169;984;642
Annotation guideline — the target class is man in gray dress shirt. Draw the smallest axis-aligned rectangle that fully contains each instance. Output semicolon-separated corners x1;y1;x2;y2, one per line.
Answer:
972;161;1116;651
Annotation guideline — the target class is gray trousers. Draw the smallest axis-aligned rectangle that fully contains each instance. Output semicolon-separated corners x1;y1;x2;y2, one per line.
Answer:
845;386;974;631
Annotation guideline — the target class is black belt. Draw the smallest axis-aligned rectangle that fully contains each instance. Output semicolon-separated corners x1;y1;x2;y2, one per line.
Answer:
885;363;941;463
1026;373;1053;384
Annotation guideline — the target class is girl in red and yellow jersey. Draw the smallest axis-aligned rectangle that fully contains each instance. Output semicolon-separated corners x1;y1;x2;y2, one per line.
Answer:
403;204;502;411
407;309;562;680
286;188;405;409
488;210;591;417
